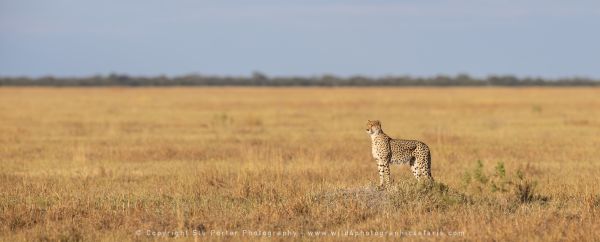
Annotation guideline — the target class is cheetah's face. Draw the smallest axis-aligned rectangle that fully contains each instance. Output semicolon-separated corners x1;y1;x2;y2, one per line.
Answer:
366;120;381;135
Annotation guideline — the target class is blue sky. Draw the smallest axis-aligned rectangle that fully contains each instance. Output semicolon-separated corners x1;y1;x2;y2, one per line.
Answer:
1;0;599;78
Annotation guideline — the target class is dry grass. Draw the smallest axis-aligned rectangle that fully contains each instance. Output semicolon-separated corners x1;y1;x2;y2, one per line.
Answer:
0;87;599;241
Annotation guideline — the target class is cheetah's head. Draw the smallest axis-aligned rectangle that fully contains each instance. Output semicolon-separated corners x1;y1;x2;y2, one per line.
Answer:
365;120;382;135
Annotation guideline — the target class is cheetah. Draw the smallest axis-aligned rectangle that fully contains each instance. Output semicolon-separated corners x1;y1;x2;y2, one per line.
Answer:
365;120;433;188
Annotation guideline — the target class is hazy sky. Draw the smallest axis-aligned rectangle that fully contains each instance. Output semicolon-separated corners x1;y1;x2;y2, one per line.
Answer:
1;0;599;78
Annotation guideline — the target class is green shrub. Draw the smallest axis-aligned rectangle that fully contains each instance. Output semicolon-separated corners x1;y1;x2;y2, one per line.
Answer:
462;161;548;204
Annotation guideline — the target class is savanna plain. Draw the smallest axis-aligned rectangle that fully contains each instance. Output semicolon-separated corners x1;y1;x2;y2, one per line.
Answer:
1;87;599;241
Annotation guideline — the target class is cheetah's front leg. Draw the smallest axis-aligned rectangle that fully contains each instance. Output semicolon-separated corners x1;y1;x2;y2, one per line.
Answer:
377;160;392;189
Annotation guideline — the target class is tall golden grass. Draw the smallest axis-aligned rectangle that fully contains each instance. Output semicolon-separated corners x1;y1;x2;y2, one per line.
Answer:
0;87;599;241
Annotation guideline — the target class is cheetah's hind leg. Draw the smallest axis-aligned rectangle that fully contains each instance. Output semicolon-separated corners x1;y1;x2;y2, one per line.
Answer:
411;159;433;182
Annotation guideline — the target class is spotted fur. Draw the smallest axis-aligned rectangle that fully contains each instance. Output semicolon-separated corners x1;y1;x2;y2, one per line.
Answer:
366;120;433;187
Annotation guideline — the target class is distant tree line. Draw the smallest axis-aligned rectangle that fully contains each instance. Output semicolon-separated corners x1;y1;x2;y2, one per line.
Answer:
1;72;598;86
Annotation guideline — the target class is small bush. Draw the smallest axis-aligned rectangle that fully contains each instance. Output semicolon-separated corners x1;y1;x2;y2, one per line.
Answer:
515;179;536;203
473;160;488;184
490;162;509;192
513;170;549;204
462;161;548;204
